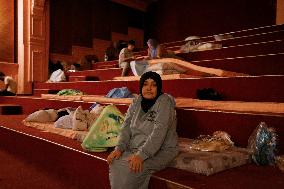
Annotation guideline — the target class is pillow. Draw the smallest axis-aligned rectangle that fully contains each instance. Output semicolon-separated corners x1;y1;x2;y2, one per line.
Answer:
54;114;73;129
184;36;201;41
45;109;59;122
72;106;90;131
90;103;105;115
25;109;58;122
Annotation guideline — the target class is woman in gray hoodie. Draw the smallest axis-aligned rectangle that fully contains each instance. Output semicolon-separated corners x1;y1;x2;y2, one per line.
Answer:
107;71;178;189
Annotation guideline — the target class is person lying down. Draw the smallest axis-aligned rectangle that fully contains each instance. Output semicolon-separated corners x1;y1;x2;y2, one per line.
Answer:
130;58;248;78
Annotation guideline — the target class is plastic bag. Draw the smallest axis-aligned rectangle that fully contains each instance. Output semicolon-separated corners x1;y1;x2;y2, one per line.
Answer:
248;122;277;165
81;105;125;152
276;156;284;173
106;87;133;98
48;69;66;82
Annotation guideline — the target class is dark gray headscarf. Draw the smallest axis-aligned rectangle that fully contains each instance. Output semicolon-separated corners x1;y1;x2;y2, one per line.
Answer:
139;71;163;113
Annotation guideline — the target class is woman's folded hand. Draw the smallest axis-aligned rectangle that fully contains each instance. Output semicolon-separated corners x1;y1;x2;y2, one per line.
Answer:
107;149;122;165
127;154;143;173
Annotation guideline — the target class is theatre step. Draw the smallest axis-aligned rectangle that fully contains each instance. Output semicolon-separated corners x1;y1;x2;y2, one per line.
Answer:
0;104;22;115
0;115;283;189
191;53;284;75
33;75;284;102
92;60;118;70
1;96;283;153
66;68;133;81
162;24;284;48
178;39;284;61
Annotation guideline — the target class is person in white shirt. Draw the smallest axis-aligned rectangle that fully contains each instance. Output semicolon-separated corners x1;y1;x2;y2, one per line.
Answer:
0;72;17;96
118;40;136;77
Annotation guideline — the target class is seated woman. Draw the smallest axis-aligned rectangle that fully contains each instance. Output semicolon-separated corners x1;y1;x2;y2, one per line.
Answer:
130;39;168;76
107;71;178;189
0;72;17;96
146;38;167;59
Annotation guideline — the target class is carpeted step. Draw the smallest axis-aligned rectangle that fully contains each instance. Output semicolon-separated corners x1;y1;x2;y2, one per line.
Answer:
191;53;284;75
165;30;284;52
162;24;284;48
0;104;22;115
178;40;284;61
0;115;283;189
92;60;118;70
1;96;283;153
65;68;133;81
33;75;284;102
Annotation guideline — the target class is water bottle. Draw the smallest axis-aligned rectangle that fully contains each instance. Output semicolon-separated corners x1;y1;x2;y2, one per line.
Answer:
104;53;108;61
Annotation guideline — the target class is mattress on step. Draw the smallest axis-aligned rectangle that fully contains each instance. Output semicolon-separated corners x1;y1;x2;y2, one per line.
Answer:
41;94;133;104
41;94;83;101
114;74;192;81
41;94;284;115
81;95;134;104
172;138;251;176
22;120;87;142
175;98;284;115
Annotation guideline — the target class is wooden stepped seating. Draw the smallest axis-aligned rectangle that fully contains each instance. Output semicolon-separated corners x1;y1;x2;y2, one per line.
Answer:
92;60;118;70
191;53;284;75
90;29;284;70
1;115;283;189
73;52;284;82
165;30;284;52
214;30;284;47
1;96;284;153
91;39;284;71
0;104;22;115
85;52;284;82
33;75;284;102
178;39;284;61
162;24;284;48
39;94;284;115
65;68;122;81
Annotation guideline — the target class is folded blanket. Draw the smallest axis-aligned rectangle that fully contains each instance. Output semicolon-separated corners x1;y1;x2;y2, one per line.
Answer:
147;58;248;77
172;138;251;176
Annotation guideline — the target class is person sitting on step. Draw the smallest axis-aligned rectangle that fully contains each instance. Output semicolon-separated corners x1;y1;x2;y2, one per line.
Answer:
118;40;136;77
0;72;17;96
107;71;178;189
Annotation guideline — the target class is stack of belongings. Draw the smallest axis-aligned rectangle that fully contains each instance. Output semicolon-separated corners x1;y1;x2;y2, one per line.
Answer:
22;105;101;142
180;36;222;53
23;103;126;152
172;131;251;176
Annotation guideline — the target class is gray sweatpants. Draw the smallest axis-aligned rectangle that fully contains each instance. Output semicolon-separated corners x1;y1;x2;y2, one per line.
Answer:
109;150;177;189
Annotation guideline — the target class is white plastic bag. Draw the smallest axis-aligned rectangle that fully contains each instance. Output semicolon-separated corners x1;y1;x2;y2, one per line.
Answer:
48;69;66;82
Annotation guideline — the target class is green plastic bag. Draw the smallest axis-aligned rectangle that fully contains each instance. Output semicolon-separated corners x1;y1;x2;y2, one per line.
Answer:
81;105;125;152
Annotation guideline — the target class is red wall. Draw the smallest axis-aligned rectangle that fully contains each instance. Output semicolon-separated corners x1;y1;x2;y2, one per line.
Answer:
0;0;15;62
145;0;277;43
50;0;145;55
